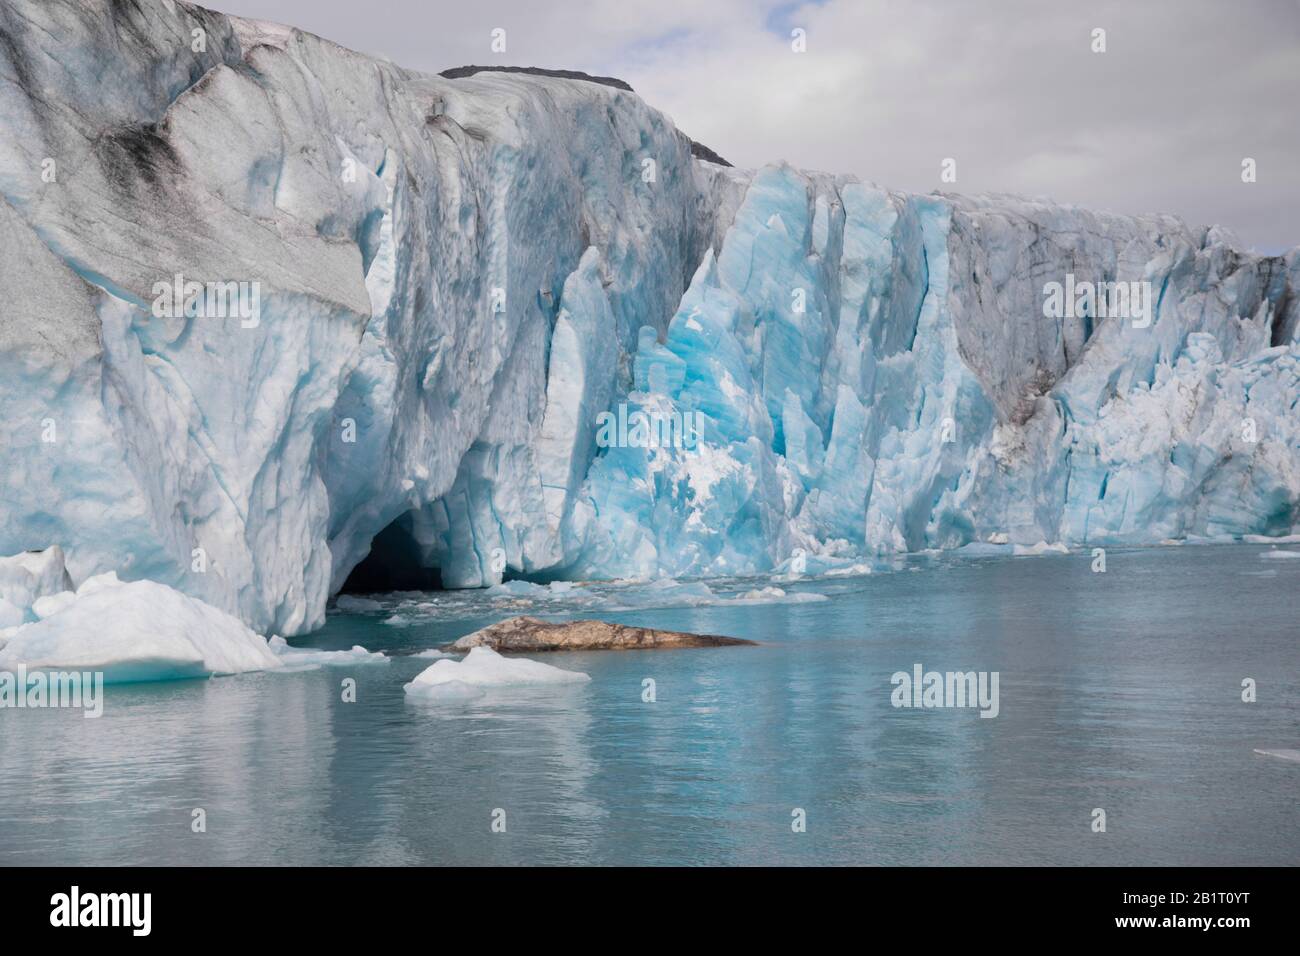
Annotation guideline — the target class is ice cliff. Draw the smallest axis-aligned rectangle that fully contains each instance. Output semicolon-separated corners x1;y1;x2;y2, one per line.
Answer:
1;0;1297;637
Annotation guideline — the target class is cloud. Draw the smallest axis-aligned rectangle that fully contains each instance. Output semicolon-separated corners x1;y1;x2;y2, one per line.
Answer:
211;0;1299;249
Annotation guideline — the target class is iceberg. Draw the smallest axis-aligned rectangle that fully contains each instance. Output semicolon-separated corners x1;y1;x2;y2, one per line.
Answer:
0;572;281;682
403;646;591;702
0;0;1296;638
267;636;389;668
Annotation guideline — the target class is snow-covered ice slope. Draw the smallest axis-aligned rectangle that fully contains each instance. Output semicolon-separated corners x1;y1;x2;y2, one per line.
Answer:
1;0;1296;635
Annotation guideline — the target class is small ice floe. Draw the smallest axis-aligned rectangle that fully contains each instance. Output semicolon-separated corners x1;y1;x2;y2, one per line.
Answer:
1012;541;1070;556
730;586;827;605
953;542;1013;556
403;646;590;702
485;580;552;599
770;551;874;580
604;580;826;609
412;647;455;659
1259;549;1300;560
823;563;874;578
267;636;388;669
1253;748;1300;763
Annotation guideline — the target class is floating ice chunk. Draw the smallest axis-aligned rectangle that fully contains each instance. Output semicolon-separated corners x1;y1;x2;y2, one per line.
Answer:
267;635;388;667
412;647;456;659
955;542;1014;557
1253;748;1300;762
404;645;590;701
1259;549;1300;560
731;586;828;604
0;578;281;683
481;580;595;602
486;580;553;599
1012;542;1070;556
361;575;834;625
773;552;874;579
617;580;717;607
822;563;873;578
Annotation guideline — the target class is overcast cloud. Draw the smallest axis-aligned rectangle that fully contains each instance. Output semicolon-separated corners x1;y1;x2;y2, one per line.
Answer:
209;0;1300;251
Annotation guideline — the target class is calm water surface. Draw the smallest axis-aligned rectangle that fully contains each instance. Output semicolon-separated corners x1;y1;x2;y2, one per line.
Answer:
1;544;1296;865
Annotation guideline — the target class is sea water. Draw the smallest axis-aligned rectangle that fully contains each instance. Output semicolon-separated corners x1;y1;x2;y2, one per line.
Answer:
0;544;1295;865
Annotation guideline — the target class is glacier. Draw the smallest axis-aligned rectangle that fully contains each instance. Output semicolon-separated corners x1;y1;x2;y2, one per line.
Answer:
0;0;1297;642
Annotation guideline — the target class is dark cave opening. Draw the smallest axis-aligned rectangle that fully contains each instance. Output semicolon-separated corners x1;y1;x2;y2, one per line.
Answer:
340;517;443;593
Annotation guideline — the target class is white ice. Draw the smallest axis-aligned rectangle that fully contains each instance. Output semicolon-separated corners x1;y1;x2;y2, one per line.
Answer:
404;646;590;702
267;635;389;668
0;572;281;683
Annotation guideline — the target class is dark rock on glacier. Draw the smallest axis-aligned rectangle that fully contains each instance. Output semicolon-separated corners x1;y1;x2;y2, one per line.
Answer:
439;64;635;92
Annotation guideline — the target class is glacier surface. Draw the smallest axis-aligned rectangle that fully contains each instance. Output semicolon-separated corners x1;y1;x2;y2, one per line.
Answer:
1;0;1297;639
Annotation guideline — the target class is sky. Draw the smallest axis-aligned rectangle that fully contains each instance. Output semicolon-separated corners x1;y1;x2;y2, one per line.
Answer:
209;0;1300;252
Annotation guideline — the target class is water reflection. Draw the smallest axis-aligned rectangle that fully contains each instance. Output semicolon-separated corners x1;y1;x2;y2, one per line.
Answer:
1;544;1296;865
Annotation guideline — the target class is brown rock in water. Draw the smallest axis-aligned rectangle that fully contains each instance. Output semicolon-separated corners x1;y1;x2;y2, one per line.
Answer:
449;616;756;652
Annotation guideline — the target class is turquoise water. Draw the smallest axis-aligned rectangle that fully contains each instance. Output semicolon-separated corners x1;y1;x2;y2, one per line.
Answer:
1;544;1296;866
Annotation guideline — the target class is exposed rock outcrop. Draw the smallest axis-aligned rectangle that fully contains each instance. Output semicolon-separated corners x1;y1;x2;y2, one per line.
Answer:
450;616;756;651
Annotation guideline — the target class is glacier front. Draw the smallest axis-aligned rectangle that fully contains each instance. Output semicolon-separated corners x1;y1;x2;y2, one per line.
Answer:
1;0;1297;638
